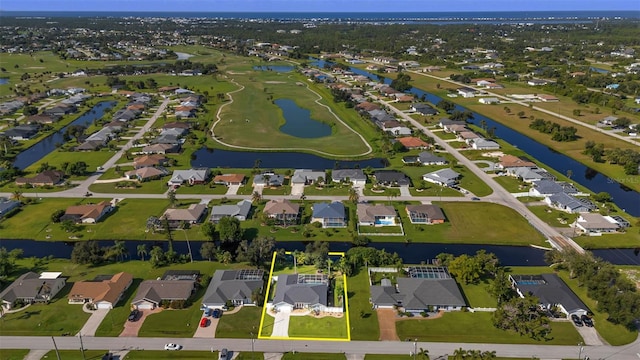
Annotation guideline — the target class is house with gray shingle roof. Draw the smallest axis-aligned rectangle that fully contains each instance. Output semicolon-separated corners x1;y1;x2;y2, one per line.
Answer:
0;272;66;309
291;169;326;185
0;198;21;218
272;274;330;312
331;169;367;186
422;168;460;187
370;267;466;312
357;203;396;226
210;200;252;223
202;269;264;308
311;202;346;228
131;279;196;310
509;274;589;318
167;168;210;187
544;193;596;213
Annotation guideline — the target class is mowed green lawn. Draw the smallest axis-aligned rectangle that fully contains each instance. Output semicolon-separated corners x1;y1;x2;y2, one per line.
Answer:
0;349;30;360
288;315;348;339
124;350;224;359
215;306;262;338
213;62;372;157
395;312;582;345
432;202;547;246
282;353;346;360
42;350;109;360
347;270;380;341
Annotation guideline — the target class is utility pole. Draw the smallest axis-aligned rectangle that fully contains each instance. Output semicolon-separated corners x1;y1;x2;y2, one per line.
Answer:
413;339;417;360
250;331;255;360
51;336;61;360
78;333;86;360
578;342;584;360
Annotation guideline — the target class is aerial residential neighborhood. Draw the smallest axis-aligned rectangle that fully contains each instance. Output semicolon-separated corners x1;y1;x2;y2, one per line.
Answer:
0;3;639;360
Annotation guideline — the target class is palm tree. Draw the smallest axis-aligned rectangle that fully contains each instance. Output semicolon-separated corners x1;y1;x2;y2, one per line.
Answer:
348;187;359;204
220;251;232;265
251;191;262;204
112;240;128;262
10;190;23;203
417;348;429;360
137;244;148;261
167;190;177;208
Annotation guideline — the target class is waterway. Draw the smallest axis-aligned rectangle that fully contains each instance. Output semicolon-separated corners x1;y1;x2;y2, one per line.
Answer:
191;148;387;169
0;78;9;85
175;52;194;60
0;239;638;266
313;60;640;216
253;65;294;73
13;101;117;170
275;98;332;138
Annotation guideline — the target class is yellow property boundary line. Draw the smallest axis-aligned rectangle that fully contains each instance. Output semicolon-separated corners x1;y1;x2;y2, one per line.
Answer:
258;251;351;341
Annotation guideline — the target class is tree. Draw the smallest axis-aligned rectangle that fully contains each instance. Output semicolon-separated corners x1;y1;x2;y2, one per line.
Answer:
51;209;65;223
492;294;550;339
137;244;148;261
110;240;128;262
217;216;242;244
0;247;23;279
167;190;177;208
199;242;218;261
220;251;233;265
488;268;514;304
348;187;360;204
517;111;525;118
572;109;581;117
251;191;262;204
236;237;276;268
23;105;38;116
71;241;103;265
200;221;216;241
149;246;166;268
437;100;455;113
593;191;612;203
447;254;483;284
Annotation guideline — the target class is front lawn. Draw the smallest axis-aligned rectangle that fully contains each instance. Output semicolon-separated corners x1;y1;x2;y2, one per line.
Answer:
281;353;346;360
124;350;220;359
42;350;109;360
458;281;498;308
395;312;582;345
0;284;91;336
288;315;348;339
215;306;262;338
94;279;144;337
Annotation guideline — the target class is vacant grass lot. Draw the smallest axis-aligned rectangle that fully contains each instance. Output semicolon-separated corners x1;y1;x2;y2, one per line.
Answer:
213;61;371;157
42;350;109;360
288;315;348;339
347;270;380;341
215;306;262;338
396;311;582;345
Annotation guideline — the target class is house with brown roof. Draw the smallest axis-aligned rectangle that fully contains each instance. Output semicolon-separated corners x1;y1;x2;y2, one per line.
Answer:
125;167;168;182
68;272;133;309
263;199;300;225
498;155;536;169
357;204;397;226
141;143;181;154
61;201;113;224
161;203;208;228
397;137;429;149
213;174;245;186
133;154;168;169
405;204;445;224
15;170;65;187
131;279;196;309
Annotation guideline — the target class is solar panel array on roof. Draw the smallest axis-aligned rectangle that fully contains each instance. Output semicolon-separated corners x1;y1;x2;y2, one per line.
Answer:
235;269;264;280
407;266;452;279
297;274;328;285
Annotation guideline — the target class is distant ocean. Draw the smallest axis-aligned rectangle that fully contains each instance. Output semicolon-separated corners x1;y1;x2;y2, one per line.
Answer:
1;10;639;23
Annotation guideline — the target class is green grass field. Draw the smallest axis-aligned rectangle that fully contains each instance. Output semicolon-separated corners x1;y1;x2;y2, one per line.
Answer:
215;306;262;338
124;350;224;359
281;353;346;360
0;349;30;360
288;315;348;339
395;311;582;345
42;350;110;360
347;270;380;341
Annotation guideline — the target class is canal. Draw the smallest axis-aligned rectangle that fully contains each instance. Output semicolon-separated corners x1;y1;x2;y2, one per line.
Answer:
13;101;117;170
321;61;640;216
0;239;638;266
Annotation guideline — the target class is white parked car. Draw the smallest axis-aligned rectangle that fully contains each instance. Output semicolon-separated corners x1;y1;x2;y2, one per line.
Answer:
164;343;182;351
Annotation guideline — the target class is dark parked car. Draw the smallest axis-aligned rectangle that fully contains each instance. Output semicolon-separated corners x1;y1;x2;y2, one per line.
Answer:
128;309;140;322
571;314;583;327
581;315;594;327
212;309;222;318
204;308;212;317
218;348;228;360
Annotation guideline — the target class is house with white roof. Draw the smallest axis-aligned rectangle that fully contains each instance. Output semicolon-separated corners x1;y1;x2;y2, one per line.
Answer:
422;168;460;187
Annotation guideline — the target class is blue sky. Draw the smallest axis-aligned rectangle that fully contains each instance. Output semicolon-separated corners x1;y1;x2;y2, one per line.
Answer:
2;0;639;12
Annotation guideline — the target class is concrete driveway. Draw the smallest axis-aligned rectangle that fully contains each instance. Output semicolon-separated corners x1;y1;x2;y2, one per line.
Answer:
226;184;241;195
399;186;411;197
271;311;290;337
193;313;219;338
291;183;305;196
77;308;110;336
575;323;605;345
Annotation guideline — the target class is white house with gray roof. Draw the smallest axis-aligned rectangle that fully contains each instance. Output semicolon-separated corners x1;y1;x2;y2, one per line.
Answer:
422;168;460;187
210;200;252;223
291;169;326;185
0;272;66;310
311;202;346;228
331;169;367;186
202;269;264;308
544;193;596;213
167;168;210;186
510;274;589;318
272;274;334;312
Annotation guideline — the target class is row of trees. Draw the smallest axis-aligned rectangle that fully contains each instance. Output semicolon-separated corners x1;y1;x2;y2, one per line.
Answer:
529;119;578;142
585;140;640;175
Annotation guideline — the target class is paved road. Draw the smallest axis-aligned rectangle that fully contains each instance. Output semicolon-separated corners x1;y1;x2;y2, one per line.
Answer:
2;336;639;359
406;69;640;147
